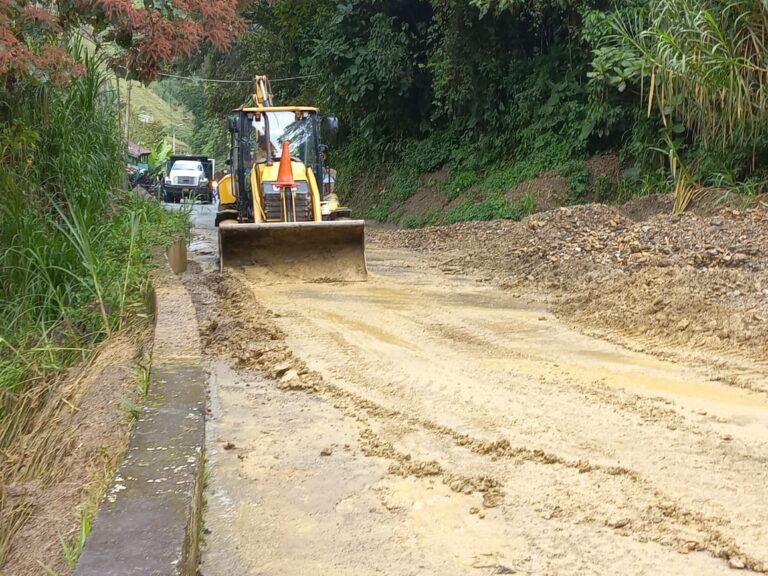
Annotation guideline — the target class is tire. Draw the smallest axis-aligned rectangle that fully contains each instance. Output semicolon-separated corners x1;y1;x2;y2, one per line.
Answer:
198;189;212;204
215;210;239;227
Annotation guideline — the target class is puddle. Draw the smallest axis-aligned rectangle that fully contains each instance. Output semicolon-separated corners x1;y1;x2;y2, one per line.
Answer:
482;356;768;408
579;349;672;370
189;240;213;253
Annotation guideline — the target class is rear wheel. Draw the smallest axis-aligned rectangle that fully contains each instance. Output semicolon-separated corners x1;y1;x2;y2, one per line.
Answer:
328;208;353;220
215;210;240;227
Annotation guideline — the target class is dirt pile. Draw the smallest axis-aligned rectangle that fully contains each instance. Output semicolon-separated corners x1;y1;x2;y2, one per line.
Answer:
197;273;316;393
504;170;570;211
370;201;768;358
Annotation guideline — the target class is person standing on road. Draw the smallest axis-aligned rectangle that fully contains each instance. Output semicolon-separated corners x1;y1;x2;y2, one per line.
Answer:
211;178;219;204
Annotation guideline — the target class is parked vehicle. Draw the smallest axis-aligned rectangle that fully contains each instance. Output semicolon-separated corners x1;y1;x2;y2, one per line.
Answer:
163;155;215;203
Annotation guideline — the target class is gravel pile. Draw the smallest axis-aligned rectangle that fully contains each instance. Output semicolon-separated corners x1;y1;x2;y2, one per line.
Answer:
371;200;768;357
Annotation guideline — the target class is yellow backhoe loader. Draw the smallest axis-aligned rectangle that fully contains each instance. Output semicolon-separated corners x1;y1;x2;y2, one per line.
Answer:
216;76;367;282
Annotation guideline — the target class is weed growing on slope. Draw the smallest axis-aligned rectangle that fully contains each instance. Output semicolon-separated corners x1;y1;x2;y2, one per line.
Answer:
444;192;535;224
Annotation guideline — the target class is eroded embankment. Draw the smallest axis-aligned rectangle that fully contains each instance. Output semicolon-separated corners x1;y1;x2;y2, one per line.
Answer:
0;326;152;576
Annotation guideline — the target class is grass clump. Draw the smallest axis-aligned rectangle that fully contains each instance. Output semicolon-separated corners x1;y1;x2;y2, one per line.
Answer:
402;209;441;229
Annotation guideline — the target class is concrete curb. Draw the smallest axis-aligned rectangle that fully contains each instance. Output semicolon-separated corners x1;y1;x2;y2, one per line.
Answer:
75;250;205;576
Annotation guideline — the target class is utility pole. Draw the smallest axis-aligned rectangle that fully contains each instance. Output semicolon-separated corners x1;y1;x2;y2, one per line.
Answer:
116;76;121;140
172;123;184;153
125;77;132;143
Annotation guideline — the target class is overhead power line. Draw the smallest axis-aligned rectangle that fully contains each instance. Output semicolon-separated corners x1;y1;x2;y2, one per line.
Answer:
158;72;321;84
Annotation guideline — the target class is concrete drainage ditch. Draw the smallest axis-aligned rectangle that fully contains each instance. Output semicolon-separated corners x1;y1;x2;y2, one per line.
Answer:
75;244;205;576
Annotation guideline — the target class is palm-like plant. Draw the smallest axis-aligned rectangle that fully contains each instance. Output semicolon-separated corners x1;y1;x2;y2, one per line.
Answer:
616;0;768;146
607;0;768;209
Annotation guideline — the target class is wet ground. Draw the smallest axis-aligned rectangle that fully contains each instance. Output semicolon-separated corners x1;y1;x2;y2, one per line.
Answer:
184;206;768;575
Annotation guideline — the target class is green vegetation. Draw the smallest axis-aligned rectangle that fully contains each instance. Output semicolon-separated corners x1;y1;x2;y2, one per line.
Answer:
178;0;767;225
445;192;535;225
121;79;195;150
0;44;188;568
61;505;92;570
0;48;188;413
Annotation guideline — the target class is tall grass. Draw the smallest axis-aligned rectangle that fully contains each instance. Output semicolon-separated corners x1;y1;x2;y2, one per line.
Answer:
0;50;122;374
618;0;768;148
608;0;768;209
0;46;187;393
0;40;188;568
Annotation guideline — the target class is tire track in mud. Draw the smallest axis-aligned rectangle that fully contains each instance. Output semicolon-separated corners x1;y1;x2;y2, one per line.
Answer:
184;268;767;573
424;313;768;484
425;318;694;433
554;319;768;398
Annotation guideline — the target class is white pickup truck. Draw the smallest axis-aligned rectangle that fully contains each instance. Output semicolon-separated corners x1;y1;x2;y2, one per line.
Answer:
163;157;214;203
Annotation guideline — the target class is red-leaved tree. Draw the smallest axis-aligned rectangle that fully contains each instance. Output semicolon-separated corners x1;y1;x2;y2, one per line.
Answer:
0;0;244;83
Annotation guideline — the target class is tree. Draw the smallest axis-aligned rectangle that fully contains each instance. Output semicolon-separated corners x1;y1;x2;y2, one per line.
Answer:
0;0;244;84
0;0;81;83
130;113;168;149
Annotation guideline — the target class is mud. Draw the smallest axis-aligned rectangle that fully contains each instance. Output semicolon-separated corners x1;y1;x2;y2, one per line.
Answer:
185;208;768;575
372;202;768;396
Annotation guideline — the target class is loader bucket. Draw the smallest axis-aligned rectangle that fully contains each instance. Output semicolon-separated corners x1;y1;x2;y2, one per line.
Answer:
218;220;367;283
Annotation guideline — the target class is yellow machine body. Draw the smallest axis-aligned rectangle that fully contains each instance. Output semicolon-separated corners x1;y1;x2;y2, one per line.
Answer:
218;173;235;205
216;80;366;282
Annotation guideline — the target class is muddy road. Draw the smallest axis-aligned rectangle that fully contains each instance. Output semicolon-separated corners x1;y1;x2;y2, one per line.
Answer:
183;207;768;575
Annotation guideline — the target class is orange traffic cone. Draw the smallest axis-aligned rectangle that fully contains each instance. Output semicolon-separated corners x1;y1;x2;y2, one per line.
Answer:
275;140;295;189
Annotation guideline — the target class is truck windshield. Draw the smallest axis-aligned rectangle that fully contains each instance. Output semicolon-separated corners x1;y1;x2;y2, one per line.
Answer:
248;111;318;167
173;161;203;171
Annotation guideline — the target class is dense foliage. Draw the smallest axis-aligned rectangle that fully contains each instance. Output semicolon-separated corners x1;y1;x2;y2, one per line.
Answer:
181;0;767;221
0;29;190;571
1;0;242;82
0;0;211;403
0;49;188;404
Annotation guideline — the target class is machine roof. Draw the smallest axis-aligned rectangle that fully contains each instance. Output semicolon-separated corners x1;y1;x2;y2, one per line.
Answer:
238;106;319;113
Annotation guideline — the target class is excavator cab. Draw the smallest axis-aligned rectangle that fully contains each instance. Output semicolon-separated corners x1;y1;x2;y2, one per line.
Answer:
216;76;366;282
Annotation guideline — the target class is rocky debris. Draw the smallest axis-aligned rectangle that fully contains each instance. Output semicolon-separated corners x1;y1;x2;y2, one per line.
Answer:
389;459;442;478
273;362;292;378
728;556;747;570
481;489;504;508
608;517;631;529
374;203;768;275
370;200;768;358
